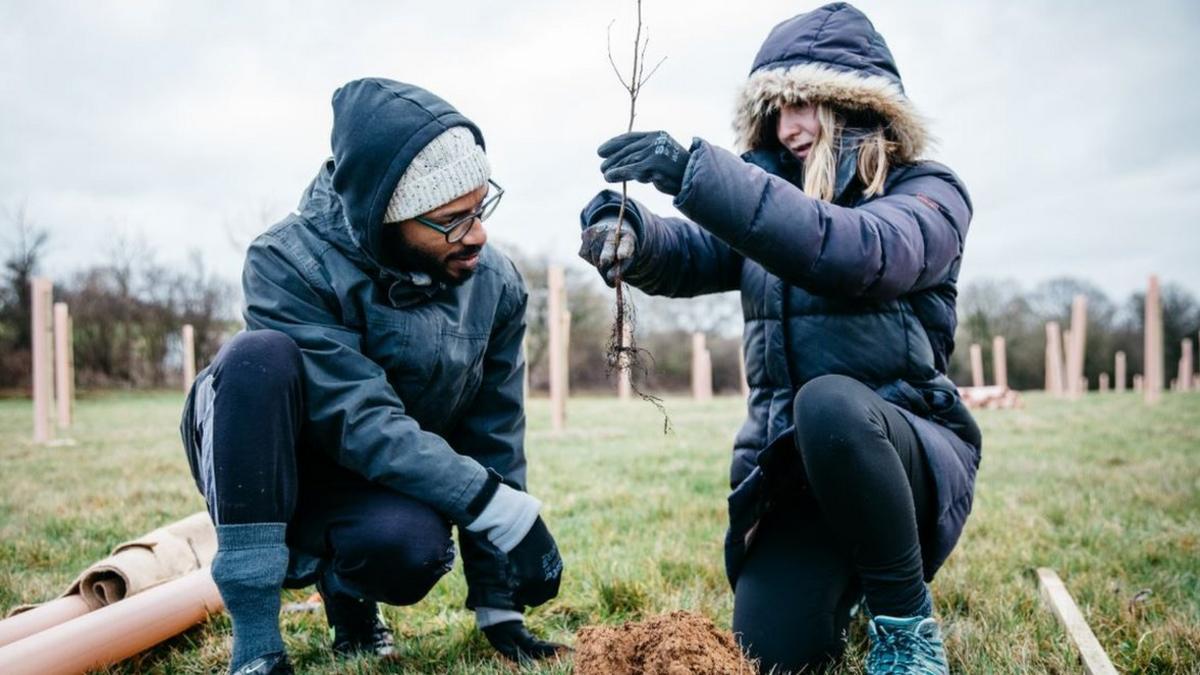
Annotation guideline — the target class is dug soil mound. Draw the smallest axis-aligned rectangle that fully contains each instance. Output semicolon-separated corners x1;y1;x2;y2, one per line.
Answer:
574;610;755;674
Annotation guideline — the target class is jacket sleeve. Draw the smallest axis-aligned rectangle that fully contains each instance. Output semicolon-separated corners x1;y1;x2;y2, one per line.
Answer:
242;231;490;526
447;263;530;611
446;265;529;487
672;139;972;301
581;189;743;298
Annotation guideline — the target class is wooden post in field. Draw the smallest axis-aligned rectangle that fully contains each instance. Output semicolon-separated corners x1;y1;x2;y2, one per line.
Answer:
1045;322;1065;396
1114;351;1127;393
1036;568;1119;675
992;335;1008;390
1065;295;1087;400
617;321;632;401
181;324;196;393
1098;373;1109;393
1144;275;1163;404
547;266;566;432
1178;339;1194;392
521;334;530;404
562;310;572;399
1133;374;1144;392
738;344;750;398
30;277;54;443
53;302;73;429
969;343;985;388
691;332;712;401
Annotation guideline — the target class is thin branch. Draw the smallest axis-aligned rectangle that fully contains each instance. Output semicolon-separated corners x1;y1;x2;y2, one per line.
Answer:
639;56;668;88
603;0;671;433
605;21;631;92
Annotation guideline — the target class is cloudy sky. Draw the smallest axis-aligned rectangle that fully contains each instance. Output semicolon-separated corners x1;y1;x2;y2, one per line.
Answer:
2;0;1198;302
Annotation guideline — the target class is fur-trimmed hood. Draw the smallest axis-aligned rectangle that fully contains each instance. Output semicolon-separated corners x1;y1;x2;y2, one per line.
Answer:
733;2;929;162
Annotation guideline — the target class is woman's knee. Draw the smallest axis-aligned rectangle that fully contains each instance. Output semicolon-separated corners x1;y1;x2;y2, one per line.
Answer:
792;374;885;466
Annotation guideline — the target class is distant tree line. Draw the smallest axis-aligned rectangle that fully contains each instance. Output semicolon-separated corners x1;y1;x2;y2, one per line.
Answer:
948;277;1200;391
3;210;1197;394
0;209;237;389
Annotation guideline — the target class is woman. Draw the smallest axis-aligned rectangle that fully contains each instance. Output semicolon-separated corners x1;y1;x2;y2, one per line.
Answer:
577;3;981;673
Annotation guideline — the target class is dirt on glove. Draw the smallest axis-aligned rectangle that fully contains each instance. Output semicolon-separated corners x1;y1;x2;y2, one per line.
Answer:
574;610;756;674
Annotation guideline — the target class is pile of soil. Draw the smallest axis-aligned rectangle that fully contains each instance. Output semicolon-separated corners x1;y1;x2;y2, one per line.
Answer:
574;611;755;674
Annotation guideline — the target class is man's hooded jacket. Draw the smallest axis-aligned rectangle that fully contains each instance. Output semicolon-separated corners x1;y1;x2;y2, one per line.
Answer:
188;78;530;610
582;2;982;583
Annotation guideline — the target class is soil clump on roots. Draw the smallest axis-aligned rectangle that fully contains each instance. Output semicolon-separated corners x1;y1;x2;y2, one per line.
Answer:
574;611;755;674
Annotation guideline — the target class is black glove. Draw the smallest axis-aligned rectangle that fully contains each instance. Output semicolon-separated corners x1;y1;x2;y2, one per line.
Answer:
578;217;637;286
598;131;691;196
482;620;569;663
506;516;563;608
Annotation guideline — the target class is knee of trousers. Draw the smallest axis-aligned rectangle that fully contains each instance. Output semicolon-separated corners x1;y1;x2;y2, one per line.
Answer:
331;530;456;606
792;374;886;472
736;615;847;674
213;329;303;394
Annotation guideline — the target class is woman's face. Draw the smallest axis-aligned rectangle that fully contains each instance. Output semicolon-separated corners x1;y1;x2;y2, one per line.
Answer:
777;103;819;161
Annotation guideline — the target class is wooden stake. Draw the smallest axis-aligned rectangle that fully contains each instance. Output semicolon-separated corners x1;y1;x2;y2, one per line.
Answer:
562;310;572;402
1066;295;1087;400
522;334;530;404
30;277;54;444
1045;322;1065;396
691;333;712;401
738;344;750;398
1144;275;1163;404
969;343;985;388
547;266;566;432
1114;351;1126;393
1178;339;1194;392
53;303;72;429
1133;374;1144;392
1098;373;1109;393
181;324;196;393
1036;568;1118;675
992;335;1008;390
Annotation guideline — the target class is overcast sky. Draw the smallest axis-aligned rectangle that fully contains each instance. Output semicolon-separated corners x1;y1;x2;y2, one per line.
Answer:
2;0;1198;302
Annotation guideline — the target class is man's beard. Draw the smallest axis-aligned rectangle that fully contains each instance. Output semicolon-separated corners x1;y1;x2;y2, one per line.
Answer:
392;241;482;286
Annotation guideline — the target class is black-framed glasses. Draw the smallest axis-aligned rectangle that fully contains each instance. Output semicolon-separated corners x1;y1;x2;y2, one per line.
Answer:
413;179;504;243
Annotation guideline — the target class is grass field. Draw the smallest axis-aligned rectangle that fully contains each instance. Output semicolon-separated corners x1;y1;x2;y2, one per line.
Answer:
2;390;1198;673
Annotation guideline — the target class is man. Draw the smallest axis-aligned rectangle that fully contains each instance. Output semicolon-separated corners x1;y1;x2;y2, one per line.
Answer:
180;78;565;675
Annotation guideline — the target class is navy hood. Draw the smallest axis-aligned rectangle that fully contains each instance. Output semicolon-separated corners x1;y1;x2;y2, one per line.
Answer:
329;78;484;267
732;2;929;161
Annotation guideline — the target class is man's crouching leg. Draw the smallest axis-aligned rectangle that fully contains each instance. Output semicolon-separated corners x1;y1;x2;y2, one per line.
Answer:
187;330;305;675
292;480;456;658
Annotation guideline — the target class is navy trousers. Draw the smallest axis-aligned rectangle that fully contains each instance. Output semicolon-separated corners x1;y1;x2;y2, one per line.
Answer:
182;330;455;605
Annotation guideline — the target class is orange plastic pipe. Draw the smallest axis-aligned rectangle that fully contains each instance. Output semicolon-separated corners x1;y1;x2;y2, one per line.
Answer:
0;569;224;675
0;596;91;648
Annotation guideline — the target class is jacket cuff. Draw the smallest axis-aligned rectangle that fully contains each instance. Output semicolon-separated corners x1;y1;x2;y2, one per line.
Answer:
445;462;492;525
475;607;524;629
581;190;647;239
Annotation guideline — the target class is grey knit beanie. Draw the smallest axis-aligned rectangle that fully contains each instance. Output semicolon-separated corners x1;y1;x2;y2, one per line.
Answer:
384;126;490;223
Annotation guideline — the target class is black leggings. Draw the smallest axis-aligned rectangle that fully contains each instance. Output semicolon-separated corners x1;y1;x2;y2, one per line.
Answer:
733;374;936;672
187;330;455;605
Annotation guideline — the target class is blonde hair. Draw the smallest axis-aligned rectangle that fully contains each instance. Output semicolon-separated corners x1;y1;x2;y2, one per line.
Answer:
800;103;895;202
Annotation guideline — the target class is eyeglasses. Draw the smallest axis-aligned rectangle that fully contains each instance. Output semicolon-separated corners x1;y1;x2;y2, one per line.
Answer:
413;179;504;243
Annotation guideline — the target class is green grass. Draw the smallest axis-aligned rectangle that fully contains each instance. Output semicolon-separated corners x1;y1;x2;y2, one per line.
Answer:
2;390;1198;673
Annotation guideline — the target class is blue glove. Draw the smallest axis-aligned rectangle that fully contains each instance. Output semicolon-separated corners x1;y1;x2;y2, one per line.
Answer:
598;131;691;196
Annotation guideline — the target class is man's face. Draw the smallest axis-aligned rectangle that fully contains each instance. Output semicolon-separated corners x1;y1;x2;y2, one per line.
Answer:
385;184;489;285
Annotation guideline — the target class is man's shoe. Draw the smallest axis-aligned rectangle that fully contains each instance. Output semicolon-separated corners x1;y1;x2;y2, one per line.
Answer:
318;577;397;658
866;615;949;675
230;652;294;675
